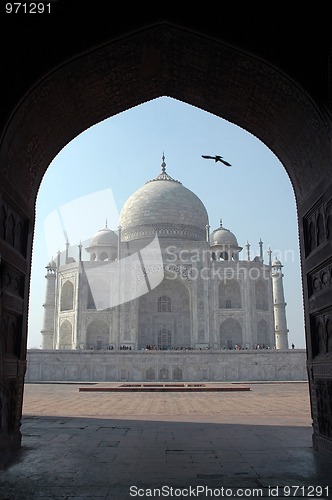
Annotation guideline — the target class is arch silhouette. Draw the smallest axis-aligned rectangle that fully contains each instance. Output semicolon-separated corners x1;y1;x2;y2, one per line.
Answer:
0;23;331;455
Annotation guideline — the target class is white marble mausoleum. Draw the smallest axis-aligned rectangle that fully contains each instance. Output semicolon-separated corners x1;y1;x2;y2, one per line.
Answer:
41;156;289;353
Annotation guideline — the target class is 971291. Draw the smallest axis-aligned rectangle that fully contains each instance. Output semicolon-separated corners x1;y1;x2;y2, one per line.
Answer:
5;3;51;13
268;485;330;497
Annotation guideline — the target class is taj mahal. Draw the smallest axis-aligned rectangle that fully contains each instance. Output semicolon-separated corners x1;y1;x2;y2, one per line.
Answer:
40;155;289;354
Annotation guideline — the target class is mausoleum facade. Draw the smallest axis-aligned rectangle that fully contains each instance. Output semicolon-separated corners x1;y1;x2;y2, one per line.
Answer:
41;156;289;351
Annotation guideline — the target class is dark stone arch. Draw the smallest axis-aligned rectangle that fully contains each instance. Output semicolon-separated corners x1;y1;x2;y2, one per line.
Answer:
1;25;329;207
0;22;331;455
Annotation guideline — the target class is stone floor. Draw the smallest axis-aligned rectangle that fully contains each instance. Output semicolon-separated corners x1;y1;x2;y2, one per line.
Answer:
1;381;332;499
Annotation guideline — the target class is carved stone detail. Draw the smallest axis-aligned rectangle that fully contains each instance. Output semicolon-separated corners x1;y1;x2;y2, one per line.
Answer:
0;263;24;299
303;199;326;256
315;378;332;439
165;264;192;284
122;223;205;242
0;198;28;256
85;313;110;325
312;362;332;378
0;313;22;359
310;309;332;357
303;197;332;257
220;314;244;324
59;316;74;326
308;257;332;297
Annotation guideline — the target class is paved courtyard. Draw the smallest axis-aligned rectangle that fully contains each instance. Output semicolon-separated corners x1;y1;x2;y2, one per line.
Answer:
1;381;332;499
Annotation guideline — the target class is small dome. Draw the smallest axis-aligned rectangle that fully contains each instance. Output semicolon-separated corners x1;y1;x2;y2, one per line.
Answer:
272;259;282;267
88;226;118;248
210;224;238;247
47;259;57;268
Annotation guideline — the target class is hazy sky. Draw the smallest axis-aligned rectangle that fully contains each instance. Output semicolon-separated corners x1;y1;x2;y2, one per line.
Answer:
28;97;305;348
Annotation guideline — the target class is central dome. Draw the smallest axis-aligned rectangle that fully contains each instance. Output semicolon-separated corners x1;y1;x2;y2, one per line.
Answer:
119;156;209;242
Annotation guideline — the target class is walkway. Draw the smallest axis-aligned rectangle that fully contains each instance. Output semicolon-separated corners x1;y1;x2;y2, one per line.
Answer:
1;382;332;499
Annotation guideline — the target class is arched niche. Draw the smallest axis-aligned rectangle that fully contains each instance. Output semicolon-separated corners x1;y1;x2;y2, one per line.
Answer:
59;319;73;349
220;318;243;349
86;319;110;349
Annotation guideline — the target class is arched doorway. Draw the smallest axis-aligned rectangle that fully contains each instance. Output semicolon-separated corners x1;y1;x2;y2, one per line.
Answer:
220;318;243;349
138;277;191;350
58;319;73;349
85;319;110;349
257;319;270;347
0;23;331;455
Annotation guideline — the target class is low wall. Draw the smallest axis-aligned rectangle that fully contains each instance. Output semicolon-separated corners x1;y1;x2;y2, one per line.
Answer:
25;349;308;382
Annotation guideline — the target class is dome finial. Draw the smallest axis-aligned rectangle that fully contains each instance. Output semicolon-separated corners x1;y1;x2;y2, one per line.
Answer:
105;218;108;229
161;152;166;173
220;218;223;227
146;154;181;184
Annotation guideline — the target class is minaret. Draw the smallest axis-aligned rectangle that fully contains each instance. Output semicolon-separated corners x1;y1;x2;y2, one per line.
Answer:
246;240;250;261
271;259;289;349
259;238;263;262
41;259;57;349
65;238;70;264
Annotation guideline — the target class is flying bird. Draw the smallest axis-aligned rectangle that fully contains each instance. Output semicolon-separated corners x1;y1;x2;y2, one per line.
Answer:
202;155;232;166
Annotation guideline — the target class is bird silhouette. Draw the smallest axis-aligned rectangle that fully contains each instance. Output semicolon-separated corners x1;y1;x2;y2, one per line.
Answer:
202;155;232;166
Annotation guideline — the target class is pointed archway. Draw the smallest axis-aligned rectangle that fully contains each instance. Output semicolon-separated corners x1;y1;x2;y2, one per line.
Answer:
0;23;331;455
